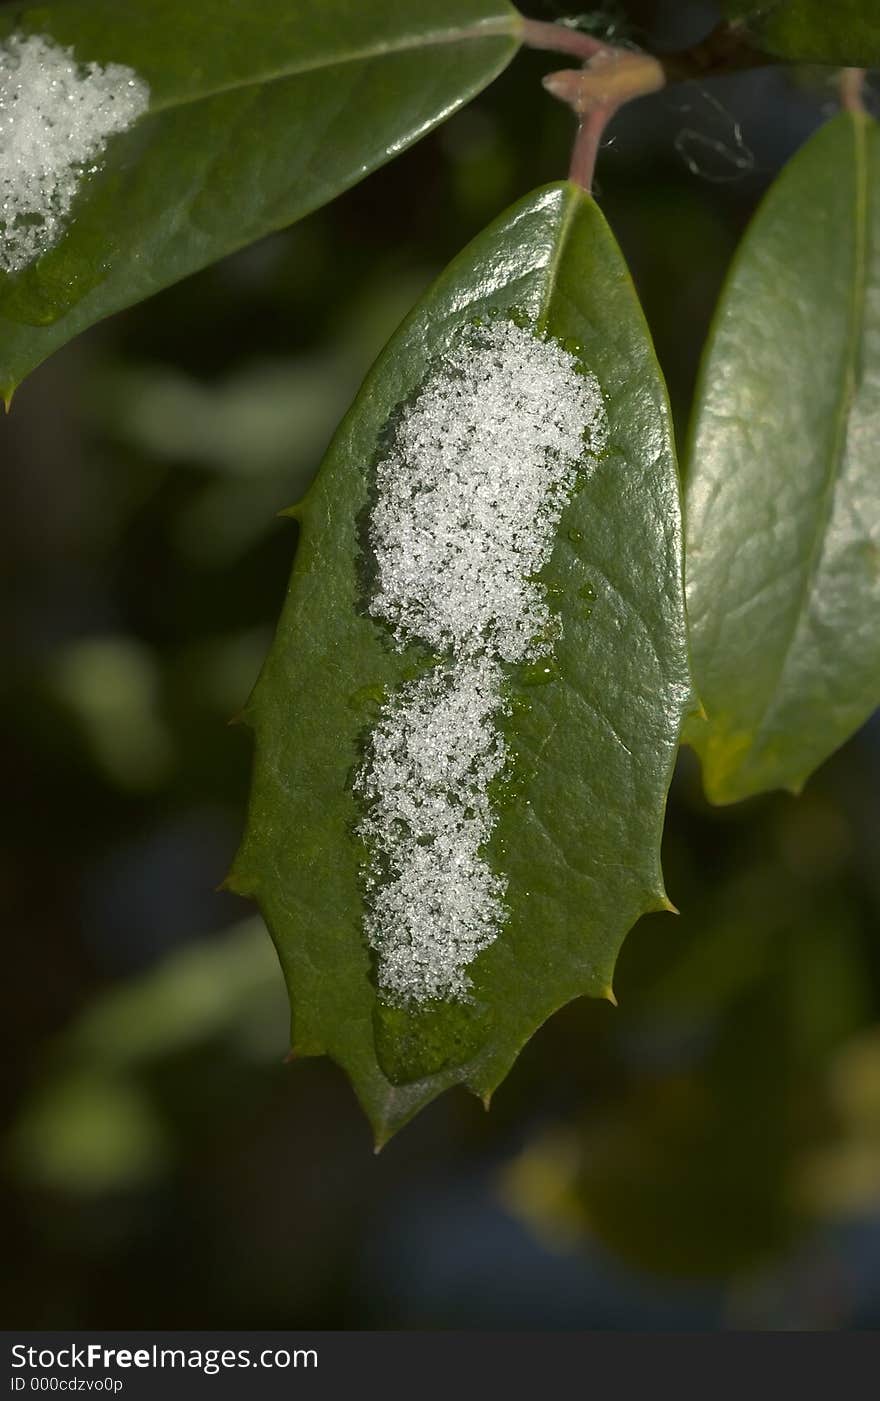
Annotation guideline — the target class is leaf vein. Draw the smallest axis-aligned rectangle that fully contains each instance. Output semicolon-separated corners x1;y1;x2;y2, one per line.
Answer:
147;17;521;114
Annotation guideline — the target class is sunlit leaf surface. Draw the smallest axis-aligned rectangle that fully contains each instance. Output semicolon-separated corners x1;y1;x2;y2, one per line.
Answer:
232;183;692;1141
685;113;880;803
0;0;521;396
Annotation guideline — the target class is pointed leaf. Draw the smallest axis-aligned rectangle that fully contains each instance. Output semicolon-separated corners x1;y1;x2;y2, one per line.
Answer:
722;0;880;66
685;112;880;804
0;0;521;397
231;183;692;1142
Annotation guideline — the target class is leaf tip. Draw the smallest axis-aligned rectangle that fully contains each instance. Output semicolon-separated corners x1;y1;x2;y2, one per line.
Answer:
372;1127;392;1156
227;709;246;728
600;983;618;1007
221;864;257;899
3;386;14;413
646;887;678;916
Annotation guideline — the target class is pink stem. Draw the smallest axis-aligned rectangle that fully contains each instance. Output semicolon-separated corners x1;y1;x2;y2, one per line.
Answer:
568;103;617;192
841;67;867;113
520;17;610;62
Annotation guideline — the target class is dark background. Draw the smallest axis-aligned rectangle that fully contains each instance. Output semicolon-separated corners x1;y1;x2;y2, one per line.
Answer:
3;0;880;1329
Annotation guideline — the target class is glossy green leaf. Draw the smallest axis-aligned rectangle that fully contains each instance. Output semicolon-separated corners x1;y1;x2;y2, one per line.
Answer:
685;112;880;805
0;0;521;398
230;183;692;1143
723;0;880;66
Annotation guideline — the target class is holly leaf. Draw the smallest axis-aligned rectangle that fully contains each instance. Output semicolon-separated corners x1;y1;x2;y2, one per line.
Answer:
685;112;880;804
722;0;880;66
0;0;521;398
230;183;692;1143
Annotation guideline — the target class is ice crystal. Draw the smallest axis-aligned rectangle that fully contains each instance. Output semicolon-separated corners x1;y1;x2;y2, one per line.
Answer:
356;319;608;1004
0;33;149;275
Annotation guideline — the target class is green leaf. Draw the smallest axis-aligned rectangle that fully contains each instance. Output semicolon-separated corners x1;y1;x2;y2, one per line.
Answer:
722;0;880;66
0;0;521;398
685;112;880;805
231;182;692;1143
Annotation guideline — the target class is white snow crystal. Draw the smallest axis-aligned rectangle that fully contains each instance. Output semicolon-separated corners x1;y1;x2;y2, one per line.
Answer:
356;318;608;1005
0;33;149;275
356;657;508;1004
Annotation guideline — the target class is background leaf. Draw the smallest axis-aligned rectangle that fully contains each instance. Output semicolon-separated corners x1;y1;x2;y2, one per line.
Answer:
685;111;880;805
722;0;880;66
0;0;521;397
231;182;692;1142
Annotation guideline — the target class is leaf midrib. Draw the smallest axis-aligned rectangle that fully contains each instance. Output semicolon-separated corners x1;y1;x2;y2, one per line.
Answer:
536;182;582;330
146;15;522;115
750;112;869;753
